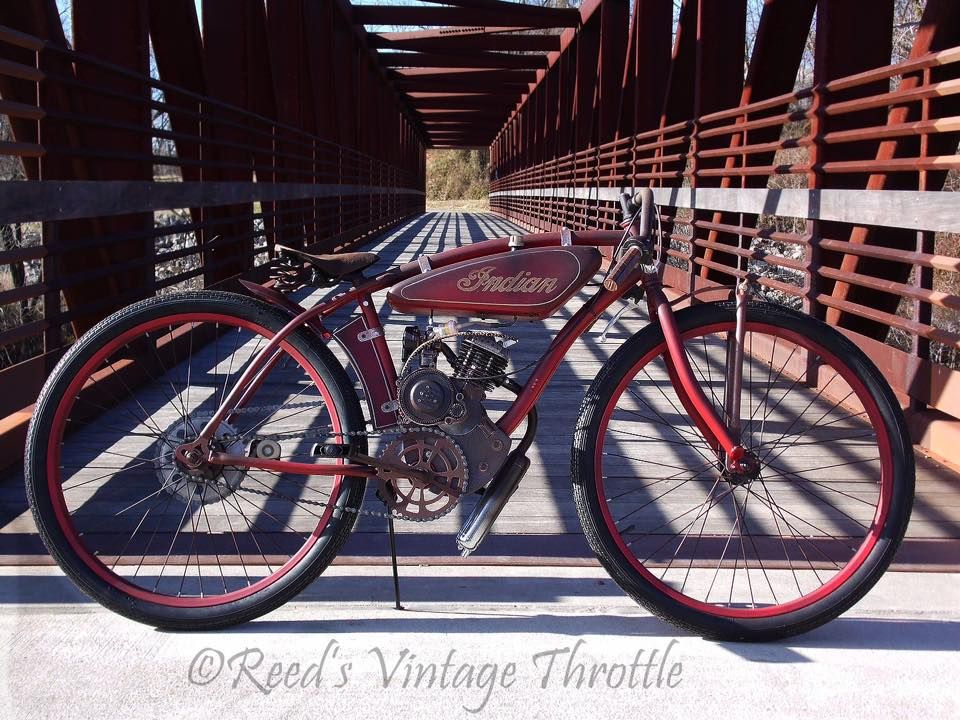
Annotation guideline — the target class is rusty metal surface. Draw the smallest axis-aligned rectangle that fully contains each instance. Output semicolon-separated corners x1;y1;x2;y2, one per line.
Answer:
1;0;959;468
0;3;427;467
490;0;960;456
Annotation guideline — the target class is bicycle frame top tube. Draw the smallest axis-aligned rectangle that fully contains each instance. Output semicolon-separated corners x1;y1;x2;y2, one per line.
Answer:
197;228;745;467
198;229;620;441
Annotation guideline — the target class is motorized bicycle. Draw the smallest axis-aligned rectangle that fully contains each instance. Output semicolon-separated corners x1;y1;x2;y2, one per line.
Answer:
24;190;914;641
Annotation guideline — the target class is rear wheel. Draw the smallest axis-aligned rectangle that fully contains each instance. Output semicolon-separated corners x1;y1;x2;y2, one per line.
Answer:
25;291;366;629
572;302;914;641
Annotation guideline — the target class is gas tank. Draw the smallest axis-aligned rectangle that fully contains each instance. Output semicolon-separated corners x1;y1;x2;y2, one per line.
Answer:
387;246;602;320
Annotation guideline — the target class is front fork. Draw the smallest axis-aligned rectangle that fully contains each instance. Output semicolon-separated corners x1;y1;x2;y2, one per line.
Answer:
644;278;753;472
723;281;751;440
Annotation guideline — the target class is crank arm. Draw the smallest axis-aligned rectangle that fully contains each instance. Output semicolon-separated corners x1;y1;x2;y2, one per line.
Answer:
350;451;462;499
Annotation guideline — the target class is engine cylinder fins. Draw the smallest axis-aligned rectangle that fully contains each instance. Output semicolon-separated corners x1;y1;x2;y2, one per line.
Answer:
452;336;509;390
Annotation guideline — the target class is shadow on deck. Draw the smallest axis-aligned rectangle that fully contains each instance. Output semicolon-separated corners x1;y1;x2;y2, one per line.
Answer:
0;211;958;570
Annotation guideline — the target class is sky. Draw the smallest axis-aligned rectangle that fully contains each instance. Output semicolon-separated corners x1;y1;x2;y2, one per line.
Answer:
54;0;444;38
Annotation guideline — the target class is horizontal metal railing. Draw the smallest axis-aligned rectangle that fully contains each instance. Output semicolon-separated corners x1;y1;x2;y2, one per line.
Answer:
490;47;960;446
0;24;425;464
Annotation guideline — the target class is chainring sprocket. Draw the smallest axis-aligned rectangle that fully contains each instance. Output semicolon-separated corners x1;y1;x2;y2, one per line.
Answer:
376;429;468;521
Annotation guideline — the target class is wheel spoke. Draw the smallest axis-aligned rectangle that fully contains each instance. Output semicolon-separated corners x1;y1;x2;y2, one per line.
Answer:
44;307;352;608
591;311;899;622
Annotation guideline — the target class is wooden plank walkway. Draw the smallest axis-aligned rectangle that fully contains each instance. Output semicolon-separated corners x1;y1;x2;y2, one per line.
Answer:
0;211;958;569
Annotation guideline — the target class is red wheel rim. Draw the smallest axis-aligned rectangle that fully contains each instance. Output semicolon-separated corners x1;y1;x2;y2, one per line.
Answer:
594;321;894;619
47;313;344;608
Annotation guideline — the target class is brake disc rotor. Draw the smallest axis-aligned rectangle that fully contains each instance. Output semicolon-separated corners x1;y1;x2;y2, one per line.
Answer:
154;420;245;504
377;429;468;521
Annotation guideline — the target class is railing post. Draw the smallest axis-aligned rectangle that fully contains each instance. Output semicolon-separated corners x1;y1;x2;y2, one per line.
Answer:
804;83;826;319
912;66;933;413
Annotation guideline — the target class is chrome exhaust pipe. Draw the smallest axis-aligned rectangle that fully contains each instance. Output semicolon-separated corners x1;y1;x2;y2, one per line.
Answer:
456;450;529;556
457;380;537;557
457;450;530;557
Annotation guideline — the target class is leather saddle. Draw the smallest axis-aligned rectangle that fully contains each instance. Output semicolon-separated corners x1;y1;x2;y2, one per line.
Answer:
274;244;379;284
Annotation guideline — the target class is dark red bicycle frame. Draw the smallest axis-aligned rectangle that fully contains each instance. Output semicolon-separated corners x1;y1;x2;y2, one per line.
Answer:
191;229;745;477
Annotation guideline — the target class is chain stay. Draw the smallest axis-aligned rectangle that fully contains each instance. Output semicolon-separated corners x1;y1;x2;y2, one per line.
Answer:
196;399;446;522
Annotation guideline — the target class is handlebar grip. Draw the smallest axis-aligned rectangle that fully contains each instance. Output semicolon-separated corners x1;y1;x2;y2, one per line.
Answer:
619;192;635;220
603;245;642;292
635;187;654;239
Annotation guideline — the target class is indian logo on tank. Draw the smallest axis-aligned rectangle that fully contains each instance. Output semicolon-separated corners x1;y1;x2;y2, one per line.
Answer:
386;246;603;320
456;267;560;294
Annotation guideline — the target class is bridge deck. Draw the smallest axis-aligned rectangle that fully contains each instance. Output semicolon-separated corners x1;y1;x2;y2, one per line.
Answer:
1;212;958;568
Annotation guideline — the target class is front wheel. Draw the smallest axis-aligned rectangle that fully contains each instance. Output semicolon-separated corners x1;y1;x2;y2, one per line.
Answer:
25;291;366;629
572;301;914;641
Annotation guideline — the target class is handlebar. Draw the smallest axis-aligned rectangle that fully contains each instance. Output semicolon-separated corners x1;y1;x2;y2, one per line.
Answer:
619;188;654;239
634;187;653;239
603;245;642;292
606;188;657;292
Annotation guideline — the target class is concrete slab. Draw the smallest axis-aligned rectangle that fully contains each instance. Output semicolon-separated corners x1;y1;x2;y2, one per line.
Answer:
0;565;957;720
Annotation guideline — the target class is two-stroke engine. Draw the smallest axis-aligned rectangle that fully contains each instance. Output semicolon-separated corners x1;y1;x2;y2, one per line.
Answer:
377;323;514;520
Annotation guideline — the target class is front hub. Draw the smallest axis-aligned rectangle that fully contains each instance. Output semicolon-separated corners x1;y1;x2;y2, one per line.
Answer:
723;450;762;486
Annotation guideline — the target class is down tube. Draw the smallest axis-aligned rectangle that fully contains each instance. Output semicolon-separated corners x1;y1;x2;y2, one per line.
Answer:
497;287;623;435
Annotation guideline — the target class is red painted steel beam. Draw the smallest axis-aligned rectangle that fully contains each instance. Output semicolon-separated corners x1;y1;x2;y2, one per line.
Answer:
491;0;605;148
813;0;896;336
418;113;511;124
376;26;537;40
0;0;68;181
332;0;427;142
617;0;673;138
555;34;577;156
823;0;960;340
572;6;602;150
149;0;206;175
303;0;337;143
352;5;581;29
659;0;697;129
684;1;746;284
413;97;518;109
370;32;562;53
71;0;155;311
393;67;539;81
425;138;500;144
0;0;127;336
421;115;502;128
330;6;359;148
596;0;629;148
699;0;817;283
414;0;556;10
409;91;519;99
146;0;221;300
378;51;549;70
267;0;317;249
201;0;278;283
397;78;535;93
543;54;560;161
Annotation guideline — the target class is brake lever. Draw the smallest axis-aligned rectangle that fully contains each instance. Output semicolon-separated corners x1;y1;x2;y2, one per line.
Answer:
599;293;642;343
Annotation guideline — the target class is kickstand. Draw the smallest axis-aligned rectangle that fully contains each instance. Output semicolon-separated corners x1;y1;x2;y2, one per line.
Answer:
387;516;404;610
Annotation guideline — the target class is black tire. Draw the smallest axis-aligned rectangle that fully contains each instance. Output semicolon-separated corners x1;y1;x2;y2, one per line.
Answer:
25;291;367;630
572;301;914;641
